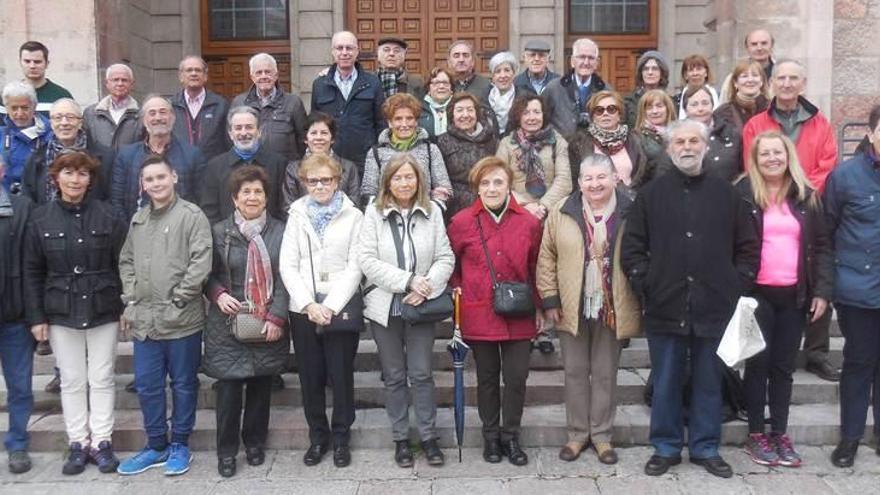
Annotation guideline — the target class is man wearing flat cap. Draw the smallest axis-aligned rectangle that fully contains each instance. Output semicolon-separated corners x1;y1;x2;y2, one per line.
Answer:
514;40;559;96
376;37;425;99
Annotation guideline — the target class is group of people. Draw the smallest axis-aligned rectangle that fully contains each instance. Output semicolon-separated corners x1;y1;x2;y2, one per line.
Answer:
1;26;879;483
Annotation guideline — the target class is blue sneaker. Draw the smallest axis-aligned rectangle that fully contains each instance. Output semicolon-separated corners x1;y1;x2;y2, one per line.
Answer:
164;443;193;476
117;446;169;475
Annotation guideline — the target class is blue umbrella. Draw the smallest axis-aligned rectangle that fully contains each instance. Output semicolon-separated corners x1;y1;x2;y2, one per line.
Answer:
447;290;470;462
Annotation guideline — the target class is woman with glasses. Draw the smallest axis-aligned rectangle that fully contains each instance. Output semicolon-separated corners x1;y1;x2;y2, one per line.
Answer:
622;51;670;128
419;68;455;142
683;85;742;182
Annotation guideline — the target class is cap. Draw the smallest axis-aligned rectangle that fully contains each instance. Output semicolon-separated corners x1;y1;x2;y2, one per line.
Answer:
524;40;551;53
378;37;408;50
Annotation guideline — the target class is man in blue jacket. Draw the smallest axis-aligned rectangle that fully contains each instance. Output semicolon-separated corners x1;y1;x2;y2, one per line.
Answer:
1;81;52;195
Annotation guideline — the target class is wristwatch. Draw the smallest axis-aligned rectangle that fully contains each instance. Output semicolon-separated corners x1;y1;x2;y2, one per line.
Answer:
172;297;187;309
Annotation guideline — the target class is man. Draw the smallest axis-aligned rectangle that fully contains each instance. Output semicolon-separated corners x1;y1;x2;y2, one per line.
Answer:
116;155;212;477
0;81;52;194
447;40;492;102
513;40;559;96
111;95;205;222
0;154;35;474
200;106;288;224
311;31;385;170
171;56;230;160
742;59;839;381
719;29;776;102
376;37;425;99
543;38;611;138
3;41;74;117
83;64;143;152
621;119;759;479
231;53;307;161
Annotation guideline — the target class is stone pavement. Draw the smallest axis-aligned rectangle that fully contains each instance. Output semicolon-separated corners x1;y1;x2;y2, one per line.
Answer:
2;445;879;494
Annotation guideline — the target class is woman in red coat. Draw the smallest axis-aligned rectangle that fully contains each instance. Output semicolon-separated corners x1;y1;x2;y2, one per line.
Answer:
447;156;545;466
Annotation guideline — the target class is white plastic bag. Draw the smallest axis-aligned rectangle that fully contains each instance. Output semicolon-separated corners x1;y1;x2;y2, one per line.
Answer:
716;297;765;367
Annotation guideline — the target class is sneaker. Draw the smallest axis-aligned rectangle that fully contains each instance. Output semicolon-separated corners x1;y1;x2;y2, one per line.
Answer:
743;433;779;466
62;442;89;475
8;450;32;474
164;443;193;476
117;446;169;475
771;433;802;468
90;441;120;473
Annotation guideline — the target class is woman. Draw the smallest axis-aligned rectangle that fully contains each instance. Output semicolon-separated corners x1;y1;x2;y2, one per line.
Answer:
673;55;719;119
537;154;639;465
634;89;676;183
282;112;361;210
23;151;127;475
279;154;363;468
495;94;571;221
736;131;832;468
622;51;670;128
447;157;543;465
684;85;742;182
488;51;517;136
361;93;452;208
419;67;455;141
569;90;647;189
203;165;290;477
358;153;454;467
437;92;499;217
714;60;770;134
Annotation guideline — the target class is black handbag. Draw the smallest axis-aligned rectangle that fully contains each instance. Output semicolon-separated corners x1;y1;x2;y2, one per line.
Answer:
307;237;363;332
476;217;535;317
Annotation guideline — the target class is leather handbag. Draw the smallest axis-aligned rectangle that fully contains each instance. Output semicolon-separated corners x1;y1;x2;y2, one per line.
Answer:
224;233;271;344
476;217;535;317
308;237;364;332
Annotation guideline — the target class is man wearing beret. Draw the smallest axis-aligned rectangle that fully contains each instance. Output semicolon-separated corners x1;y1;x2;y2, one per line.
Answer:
514;40;559;96
376;37;425;99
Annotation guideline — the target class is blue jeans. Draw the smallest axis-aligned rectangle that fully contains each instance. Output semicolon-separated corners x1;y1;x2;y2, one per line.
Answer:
0;321;35;452
133;332;202;450
647;331;722;459
836;304;880;441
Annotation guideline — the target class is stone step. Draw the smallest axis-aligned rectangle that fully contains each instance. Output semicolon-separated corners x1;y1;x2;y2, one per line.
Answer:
5;403;870;452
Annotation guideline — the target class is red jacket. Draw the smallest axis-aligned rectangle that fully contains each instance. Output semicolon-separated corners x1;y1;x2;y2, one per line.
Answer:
741;97;838;192
448;196;543;342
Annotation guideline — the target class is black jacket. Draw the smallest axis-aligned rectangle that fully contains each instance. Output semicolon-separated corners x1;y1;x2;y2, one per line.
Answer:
0;194;32;324
232;84;307;161
543;70;610;138
621;167;759;337
199;147;289;225
171;89;231;161
21;139;114;205
23;196;127;328
703;118;743;183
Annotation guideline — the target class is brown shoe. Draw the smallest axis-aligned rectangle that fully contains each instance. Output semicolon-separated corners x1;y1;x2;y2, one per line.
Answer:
558;441;585;462
594;442;618;465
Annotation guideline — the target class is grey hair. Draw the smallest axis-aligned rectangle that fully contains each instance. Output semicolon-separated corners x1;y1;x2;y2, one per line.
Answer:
572;38;599;54
771;58;806;80
226;106;260;131
178;55;208;72
489;51;518;74
2;81;37;107
105;63;133;81
50;98;83;117
139;93;173;118
579;154;616;177
448;40;474;56
248;53;277;74
665;119;710;144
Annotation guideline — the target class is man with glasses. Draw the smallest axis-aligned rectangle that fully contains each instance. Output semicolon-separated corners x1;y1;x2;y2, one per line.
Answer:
544;38;611;137
83;64;143;152
172;56;230;161
376;37;425;99
514;40;559;96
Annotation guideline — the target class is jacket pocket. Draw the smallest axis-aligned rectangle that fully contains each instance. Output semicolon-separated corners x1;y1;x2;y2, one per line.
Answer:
161;300;203;330
89;227;112;249
92;277;123;317
44;278;71;316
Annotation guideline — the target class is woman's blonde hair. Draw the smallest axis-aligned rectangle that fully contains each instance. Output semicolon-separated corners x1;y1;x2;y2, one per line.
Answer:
297;153;342;182
635;89;675;129
725;59;768;103
747;131;816;209
375;152;432;212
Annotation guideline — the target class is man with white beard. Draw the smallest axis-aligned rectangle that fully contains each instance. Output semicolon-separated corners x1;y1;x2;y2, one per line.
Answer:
621;119;759;479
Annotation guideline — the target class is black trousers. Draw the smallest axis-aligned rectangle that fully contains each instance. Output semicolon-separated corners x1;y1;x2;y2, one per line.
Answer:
802;302;831;364
290;312;360;447
215;375;273;458
469;339;532;443
837;304;880;441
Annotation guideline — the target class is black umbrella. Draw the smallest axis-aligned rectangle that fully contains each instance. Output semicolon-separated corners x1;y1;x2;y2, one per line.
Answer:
446;290;470;462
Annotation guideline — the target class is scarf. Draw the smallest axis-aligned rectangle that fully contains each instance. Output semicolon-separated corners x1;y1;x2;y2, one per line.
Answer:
234;142;260;162
588;122;629;155
390;131;419;151
0;186;13;217
306;190;344;240
488;86;515;133
377;67;404;97
582;193;617;323
513;127;555;198
233;209;273;318
44;132;89;201
735;91;758;114
423;94;450;136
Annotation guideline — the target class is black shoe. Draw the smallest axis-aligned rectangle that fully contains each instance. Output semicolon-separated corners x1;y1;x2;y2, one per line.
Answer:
805;360;841;382
394;440;414;468
35;340;53;356
501;438;528;466
218;457;236;477
537;339;555;354
8;450;31;474
303;443;328;466
644;454;681;476
245;447;265;466
831;439;859;468
422;439;445;466
125;379;136;393
691;455;733;478
44;374;61;394
62;442;89;475
333;445;351;468
272;374;285;390
483;439;503;463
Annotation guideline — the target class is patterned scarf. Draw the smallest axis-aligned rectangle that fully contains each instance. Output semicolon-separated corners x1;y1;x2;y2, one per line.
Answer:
423;94;450;136
306;190;344;240
234;209;273;318
582;193;617;324
589;122;629;155
513;127;555;198
44;132;88;201
378;67;403;97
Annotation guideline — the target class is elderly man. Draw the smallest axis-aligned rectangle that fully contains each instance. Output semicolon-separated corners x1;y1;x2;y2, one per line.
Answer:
621;119;759;479
742;59;839;381
311;31;385;170
9;41;73;116
376;37;425;98
0;81;52;194
83;64;143;152
720;29;776;102
200;106;288;224
171;56;230;161
543;38;611;138
111;95;205;222
513;40;559;96
447;40;491;102
231;53;306;161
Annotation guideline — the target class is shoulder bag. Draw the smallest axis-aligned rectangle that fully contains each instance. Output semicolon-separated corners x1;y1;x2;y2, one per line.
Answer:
224;232;270;343
307;235;363;332
476;216;535;317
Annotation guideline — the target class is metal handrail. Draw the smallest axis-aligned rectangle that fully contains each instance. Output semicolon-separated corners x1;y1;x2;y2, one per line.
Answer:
839;121;870;160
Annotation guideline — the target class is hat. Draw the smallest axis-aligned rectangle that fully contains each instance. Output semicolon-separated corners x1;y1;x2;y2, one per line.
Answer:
378;37;407;50
523;40;551;53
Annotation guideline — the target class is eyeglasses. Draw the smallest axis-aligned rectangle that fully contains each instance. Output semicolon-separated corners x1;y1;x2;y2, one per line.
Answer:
431;80;451;86
591;105;619;116
50;114;82;123
305;177;336;187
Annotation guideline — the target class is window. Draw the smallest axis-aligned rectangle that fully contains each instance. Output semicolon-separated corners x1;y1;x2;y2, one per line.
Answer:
209;0;289;41
569;0;649;34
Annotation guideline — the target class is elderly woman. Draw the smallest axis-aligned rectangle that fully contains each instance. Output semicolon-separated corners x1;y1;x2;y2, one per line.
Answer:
622;51;670;128
0;81;52;195
673;55;720;119
282;112;361;210
437;92;499;217
495;94;571;221
203;165;290;477
569;90;647;188
447;157;543;465
358;153;454;468
419;67;455;141
684;85;742;182
634;89;676;183
279;154;363;468
361;93;452;208
488;51;518;136
537;154;638;465
23;152;127;475
714;60;770;133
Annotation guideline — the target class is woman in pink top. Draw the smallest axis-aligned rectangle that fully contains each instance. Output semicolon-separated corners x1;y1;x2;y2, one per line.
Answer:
735;131;833;468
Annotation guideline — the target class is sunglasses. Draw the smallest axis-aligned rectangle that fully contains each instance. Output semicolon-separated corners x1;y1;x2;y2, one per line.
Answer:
591;104;619;116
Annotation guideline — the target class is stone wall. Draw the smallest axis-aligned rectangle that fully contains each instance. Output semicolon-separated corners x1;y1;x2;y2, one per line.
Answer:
832;0;880;143
294;0;338;105
510;0;563;73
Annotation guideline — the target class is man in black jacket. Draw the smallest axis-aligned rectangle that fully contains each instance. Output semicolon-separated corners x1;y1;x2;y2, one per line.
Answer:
621;119;759;479
171;56;230;161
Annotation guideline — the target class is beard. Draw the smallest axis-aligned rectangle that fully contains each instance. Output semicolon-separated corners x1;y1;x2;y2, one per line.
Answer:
673;153;705;176
234;137;259;151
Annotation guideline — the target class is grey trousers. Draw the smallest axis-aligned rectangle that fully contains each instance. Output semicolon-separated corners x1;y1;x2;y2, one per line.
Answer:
559;318;620;444
371;316;437;442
